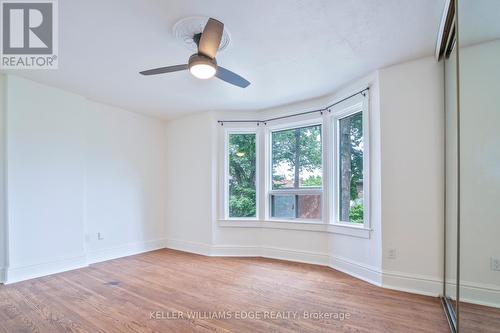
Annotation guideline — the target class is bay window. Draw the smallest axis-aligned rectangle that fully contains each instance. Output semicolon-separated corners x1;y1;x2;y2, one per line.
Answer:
220;90;369;231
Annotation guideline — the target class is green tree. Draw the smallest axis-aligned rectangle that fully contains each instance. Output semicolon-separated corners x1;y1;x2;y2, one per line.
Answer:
228;134;256;217
349;113;363;201
272;125;322;189
228;120;362;221
349;203;363;223
302;175;322;187
340;112;363;223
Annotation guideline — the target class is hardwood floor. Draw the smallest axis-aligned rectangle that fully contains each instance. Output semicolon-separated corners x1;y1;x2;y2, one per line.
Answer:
0;249;450;333
460;302;500;333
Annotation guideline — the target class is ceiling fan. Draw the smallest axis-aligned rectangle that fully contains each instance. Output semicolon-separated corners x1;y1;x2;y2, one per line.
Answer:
140;18;250;88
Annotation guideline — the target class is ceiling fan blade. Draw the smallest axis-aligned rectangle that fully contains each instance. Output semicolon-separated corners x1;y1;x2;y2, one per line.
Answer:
140;64;188;76
216;66;250;88
198;18;224;59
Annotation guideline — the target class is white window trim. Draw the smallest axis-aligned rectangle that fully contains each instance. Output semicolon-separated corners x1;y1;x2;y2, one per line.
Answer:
266;118;324;222
330;93;370;230
223;128;259;220
218;90;371;237
217;219;371;239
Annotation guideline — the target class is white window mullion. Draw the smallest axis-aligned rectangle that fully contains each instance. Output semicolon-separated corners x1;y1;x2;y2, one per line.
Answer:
268;189;322;195
322;111;333;225
264;125;271;220
258;125;266;221
332;115;340;225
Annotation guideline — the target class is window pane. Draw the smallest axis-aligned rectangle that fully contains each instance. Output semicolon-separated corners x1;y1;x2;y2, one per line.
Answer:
271;129;296;189
339;112;364;223
271;194;321;220
272;125;322;189
299;126;322;188
271;195;295;218
228;133;256;218
297;195;321;219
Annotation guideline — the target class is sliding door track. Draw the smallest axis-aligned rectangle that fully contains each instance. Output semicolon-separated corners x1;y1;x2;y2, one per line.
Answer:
441;297;457;333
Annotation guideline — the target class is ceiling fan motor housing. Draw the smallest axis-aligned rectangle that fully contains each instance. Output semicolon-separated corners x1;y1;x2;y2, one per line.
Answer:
188;53;218;79
188;53;217;68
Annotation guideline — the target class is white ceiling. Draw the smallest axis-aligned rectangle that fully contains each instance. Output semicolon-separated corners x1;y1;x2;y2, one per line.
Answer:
3;0;445;118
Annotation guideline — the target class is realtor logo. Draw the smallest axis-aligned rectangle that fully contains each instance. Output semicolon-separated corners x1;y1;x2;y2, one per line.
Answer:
1;0;58;69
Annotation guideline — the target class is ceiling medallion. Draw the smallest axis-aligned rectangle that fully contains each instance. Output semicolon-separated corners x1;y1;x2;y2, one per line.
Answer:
173;16;231;52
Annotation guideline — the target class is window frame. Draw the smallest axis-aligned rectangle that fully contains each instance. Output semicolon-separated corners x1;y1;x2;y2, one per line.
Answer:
218;89;370;235
265;119;324;223
330;94;370;229
224;128;259;220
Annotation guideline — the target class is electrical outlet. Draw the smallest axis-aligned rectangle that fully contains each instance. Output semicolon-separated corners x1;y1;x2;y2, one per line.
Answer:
491;257;500;271
387;248;397;260
97;232;104;241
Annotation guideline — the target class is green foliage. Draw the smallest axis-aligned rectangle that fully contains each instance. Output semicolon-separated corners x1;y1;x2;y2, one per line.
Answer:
272;125;322;189
302;175;322;187
349;113;363;201
229;188;256;217
228;134;256;217
339;112;364;222
228;118;362;221
349;203;364;223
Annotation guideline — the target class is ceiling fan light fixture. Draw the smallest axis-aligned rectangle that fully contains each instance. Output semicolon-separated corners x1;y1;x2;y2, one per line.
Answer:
190;63;216;79
188;54;217;79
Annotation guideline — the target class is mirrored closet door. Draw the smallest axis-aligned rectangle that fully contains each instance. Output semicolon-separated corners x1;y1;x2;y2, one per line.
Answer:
442;0;500;332
444;16;458;327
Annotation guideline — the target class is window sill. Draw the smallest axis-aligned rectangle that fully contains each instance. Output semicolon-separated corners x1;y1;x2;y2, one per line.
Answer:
217;219;371;239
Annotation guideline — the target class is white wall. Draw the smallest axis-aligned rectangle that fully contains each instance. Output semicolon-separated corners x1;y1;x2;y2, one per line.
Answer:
459;39;500;307
3;75;167;283
164;112;215;251
0;74;6;282
6;76;88;282
378;56;444;294
84;101;167;263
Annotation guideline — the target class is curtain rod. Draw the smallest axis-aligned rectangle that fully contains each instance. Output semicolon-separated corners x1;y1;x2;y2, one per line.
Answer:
217;87;369;126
